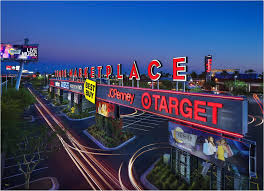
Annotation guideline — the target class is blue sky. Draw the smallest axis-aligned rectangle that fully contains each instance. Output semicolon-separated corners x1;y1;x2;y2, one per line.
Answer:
1;1;263;74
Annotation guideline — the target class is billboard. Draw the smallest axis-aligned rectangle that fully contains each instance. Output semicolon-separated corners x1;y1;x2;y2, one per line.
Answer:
1;44;38;61
96;100;115;119
49;80;248;137
96;84;247;137
169;121;251;175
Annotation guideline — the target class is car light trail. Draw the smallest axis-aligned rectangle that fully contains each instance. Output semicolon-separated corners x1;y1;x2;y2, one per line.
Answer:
253;94;263;114
255;116;263;127
118;162;127;190
30;87;127;190
248;115;256;125
35;104;98;190
70;140;114;190
127;143;169;190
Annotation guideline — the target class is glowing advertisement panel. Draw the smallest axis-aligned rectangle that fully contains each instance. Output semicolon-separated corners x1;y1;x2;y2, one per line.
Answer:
169;121;250;175
96;84;248;137
1;44;38;61
96;100;115;119
49;80;248;137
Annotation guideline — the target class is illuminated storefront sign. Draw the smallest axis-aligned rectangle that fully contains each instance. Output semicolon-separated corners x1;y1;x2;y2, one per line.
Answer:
84;79;96;104
55;81;60;87
61;81;69;89
54;57;188;82
49;79;248;137
168;121;254;176
96;100;115;119
107;88;135;104
69;83;83;93
96;84;247;137
50;80;55;86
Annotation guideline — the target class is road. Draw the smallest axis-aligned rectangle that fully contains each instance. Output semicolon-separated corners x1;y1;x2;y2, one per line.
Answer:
26;83;171;190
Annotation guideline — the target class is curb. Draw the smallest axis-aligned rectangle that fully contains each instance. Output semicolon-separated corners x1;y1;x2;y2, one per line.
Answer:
6;177;59;190
83;130;136;151
140;159;160;190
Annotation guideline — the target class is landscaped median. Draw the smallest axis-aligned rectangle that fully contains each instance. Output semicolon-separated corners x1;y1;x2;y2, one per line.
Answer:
84;114;135;149
61;105;95;120
142;157;210;190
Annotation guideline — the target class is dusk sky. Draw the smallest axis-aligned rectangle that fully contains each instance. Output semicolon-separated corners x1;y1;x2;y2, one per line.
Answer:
1;1;263;74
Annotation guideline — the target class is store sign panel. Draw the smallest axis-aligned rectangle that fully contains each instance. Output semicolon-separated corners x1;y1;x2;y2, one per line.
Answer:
49;80;248;137
169;121;251;175
97;84;247;137
84;79;96;104
96;100;115;119
69;83;83;93
61;81;69;89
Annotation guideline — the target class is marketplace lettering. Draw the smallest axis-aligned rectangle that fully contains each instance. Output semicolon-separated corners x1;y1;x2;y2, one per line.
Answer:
54;57;188;82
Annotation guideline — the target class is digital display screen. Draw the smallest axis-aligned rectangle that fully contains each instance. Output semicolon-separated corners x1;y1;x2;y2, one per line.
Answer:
1;44;38;61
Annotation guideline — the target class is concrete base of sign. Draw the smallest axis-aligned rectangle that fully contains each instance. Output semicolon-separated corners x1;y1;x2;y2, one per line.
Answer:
83;130;136;151
140;159;159;190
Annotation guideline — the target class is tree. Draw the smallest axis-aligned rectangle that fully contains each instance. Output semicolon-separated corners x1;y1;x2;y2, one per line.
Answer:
190;71;198;79
198;72;207;79
245;69;256;74
13;125;59;189
220;70;229;76
233;71;239;76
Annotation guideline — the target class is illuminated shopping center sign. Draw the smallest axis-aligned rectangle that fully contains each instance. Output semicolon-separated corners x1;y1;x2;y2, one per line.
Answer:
50;56;248;138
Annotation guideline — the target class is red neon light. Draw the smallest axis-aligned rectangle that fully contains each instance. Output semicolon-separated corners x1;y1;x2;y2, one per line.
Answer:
194;100;207;122
97;97;243;138
173;57;187;81
117;64;123;80
78;68;82;78
90;67;95;78
69;69;73;78
141;92;152;109
148;60;162;81
129;61;140;80
84;67;89;78
74;68;77;78
106;65;112;79
97;66;102;79
179;98;192;119
97;84;244;101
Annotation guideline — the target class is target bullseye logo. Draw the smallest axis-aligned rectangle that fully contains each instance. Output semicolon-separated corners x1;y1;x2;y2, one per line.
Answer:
141;92;152;109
